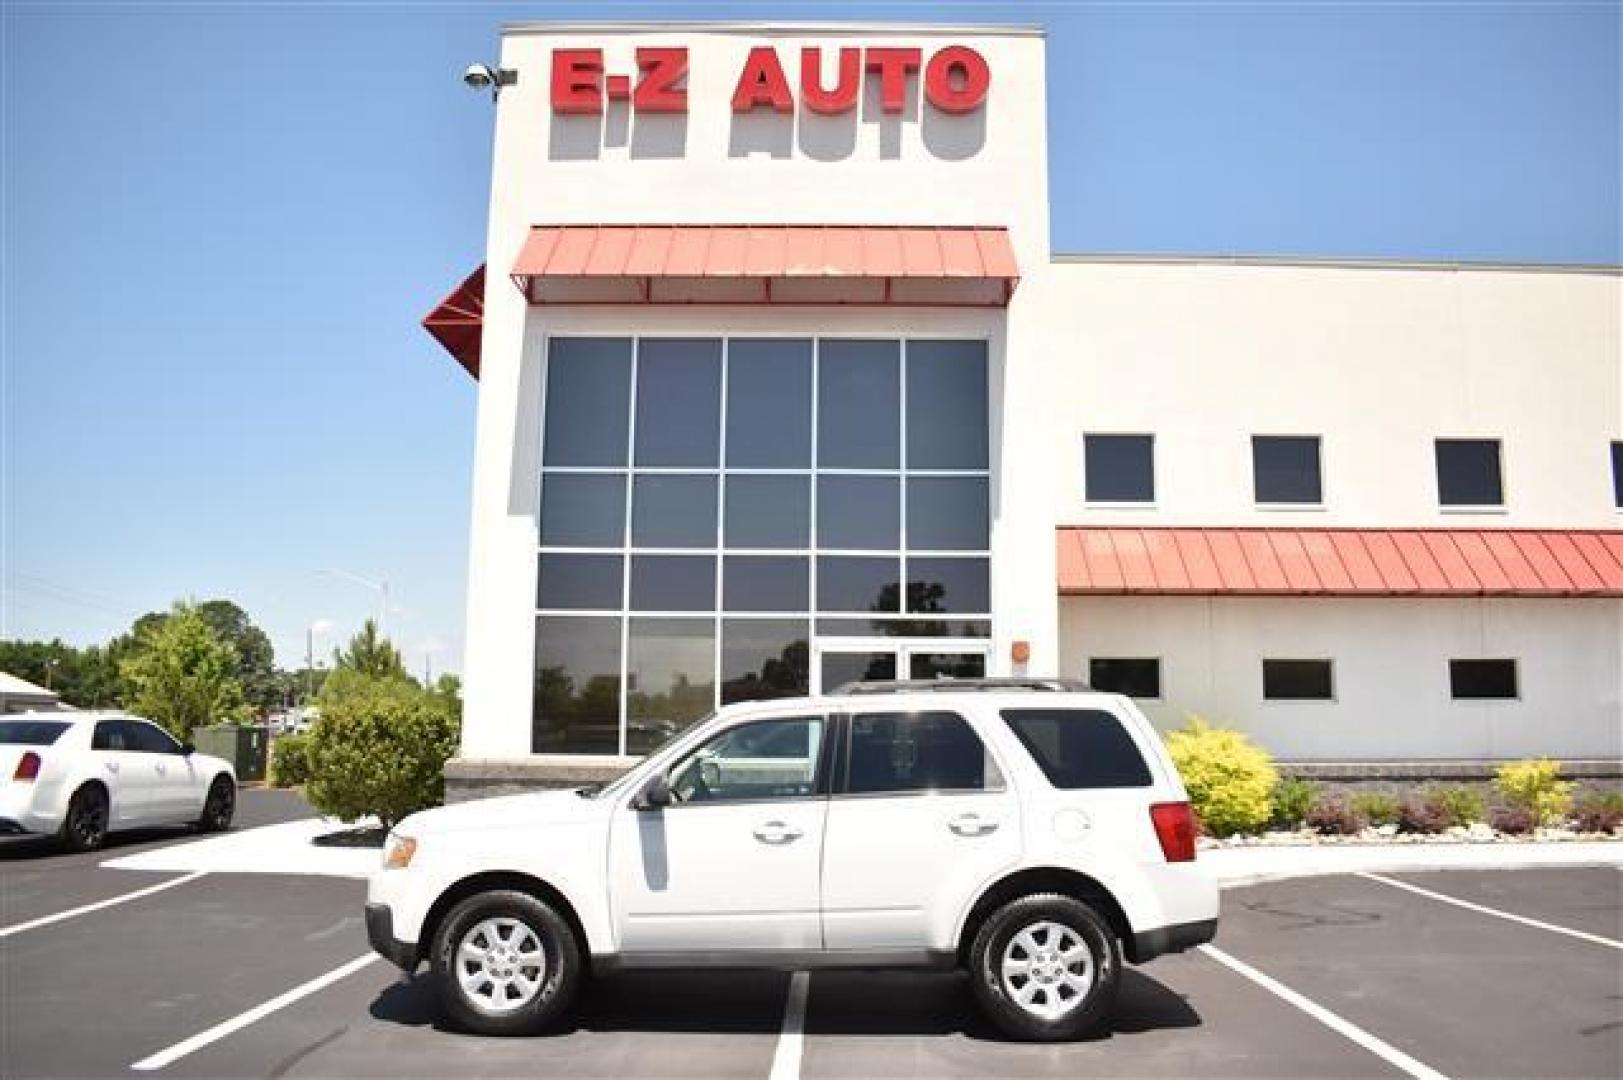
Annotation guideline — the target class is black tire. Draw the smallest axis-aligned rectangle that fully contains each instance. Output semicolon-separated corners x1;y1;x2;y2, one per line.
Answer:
197;775;235;832
431;889;582;1036
59;783;110;853
968;892;1120;1041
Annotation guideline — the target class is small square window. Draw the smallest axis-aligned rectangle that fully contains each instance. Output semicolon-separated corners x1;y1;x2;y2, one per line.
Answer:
1263;659;1334;700
1088;657;1161;699
1611;441;1621;509
1435;439;1503;507
1449;659;1518;700
1252;436;1322;504
1084;435;1154;503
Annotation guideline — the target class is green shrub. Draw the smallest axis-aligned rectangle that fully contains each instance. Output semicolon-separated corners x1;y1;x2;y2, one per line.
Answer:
1426;785;1486;828
1163;716;1278;837
1269;777;1318;829
268;733;311;788
1350;792;1401;828
1572;791;1623;833
1493;758;1574;826
305;676;460;830
1305;796;1367;836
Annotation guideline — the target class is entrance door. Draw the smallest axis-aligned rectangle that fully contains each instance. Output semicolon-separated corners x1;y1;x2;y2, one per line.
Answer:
812;639;991;694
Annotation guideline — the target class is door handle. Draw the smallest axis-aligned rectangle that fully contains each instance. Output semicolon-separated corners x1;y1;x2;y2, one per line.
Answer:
155;762;167;774
948;812;999;837
752;820;804;845
104;761;119;773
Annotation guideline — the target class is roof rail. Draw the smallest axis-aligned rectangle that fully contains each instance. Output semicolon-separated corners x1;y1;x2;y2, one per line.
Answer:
828;677;1093;696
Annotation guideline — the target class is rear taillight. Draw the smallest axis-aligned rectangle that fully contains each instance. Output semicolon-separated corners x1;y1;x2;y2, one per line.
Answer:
13;752;41;782
1150;801;1196;862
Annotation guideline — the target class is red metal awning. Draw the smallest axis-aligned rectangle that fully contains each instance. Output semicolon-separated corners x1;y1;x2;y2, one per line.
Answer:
510;224;1019;306
1056;527;1623;597
422;266;485;378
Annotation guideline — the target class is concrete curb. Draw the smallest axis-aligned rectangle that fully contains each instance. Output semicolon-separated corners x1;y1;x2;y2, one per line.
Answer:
1202;840;1623;889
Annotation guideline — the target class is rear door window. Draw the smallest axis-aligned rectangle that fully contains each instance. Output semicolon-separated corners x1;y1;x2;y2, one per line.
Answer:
844;711;1000;794
1001;708;1152;789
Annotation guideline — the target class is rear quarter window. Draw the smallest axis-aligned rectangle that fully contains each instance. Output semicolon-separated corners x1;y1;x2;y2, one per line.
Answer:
1001;708;1153;789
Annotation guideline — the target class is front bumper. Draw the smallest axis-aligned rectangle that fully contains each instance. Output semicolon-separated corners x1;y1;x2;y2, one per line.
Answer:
365;903;420;972
1128;917;1218;963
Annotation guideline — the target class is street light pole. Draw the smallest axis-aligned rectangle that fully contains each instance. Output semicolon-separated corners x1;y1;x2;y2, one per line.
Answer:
318;569;392;635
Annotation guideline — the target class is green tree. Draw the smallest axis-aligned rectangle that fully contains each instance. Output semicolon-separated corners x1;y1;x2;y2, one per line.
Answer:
118;602;251;741
331;620;409;681
115;600;280;715
0;639;122;708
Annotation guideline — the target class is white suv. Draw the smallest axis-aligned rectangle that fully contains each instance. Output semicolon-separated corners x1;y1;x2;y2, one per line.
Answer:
366;679;1217;1041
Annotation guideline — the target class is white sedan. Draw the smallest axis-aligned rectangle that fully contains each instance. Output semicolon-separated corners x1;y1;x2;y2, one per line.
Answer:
0;712;237;851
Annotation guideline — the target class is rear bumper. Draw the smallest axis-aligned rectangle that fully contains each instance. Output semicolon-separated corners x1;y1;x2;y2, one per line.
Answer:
1128;917;1218;963
365;903;419;972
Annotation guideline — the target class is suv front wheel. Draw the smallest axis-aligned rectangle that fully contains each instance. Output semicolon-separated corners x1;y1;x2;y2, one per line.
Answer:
431;889;582;1036
969;892;1120;1041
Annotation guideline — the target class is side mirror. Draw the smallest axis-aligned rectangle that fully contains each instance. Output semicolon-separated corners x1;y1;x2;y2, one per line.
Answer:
634;774;672;811
180;742;195;756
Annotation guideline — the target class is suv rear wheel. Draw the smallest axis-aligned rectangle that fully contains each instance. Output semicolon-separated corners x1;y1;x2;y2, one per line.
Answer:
968;892;1119;1041
430;889;582;1036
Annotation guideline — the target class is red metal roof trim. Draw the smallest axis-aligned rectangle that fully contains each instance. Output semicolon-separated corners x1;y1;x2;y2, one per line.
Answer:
1056;527;1623;598
423;265;485;378
510;224;1020;307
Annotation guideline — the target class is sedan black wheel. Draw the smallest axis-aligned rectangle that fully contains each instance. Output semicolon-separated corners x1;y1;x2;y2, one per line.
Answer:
60;784;110;853
197;775;236;832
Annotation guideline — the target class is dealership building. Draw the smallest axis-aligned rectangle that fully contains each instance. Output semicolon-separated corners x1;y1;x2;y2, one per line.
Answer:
423;23;1622;794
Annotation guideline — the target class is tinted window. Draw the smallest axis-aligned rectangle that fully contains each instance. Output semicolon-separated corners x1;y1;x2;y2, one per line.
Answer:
817;475;899;550
906;477;989;550
1089;658;1161;699
1002;708;1152;789
669;716;824;803
1612;442;1621;508
816;557;901;612
635;339;722;467
909;651;987;680
1450;659;1518;700
819;650;897;689
906;557;990;614
724;475;810;548
1435;439;1503;506
630;555;716;611
906;340;988;469
818;340;900;468
92;721;128;751
1263;659;1334;700
846;711;991;793
632;475;718;548
534;616;621;753
539;474;625;547
626;619;715;754
543;339;631;466
537;554;623;610
727;339;812;467
1252;436;1323;504
0;720;70;745
1084;435;1154;503
720;619;809;704
723;556;809;612
128;721;182;754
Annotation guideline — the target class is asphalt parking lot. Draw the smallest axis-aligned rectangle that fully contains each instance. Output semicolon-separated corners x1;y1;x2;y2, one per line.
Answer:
2;799;1619;1079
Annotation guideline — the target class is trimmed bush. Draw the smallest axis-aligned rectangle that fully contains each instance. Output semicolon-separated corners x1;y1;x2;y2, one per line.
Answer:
305;676;460;830
1488;804;1537;836
1350;792;1401;828
268;733;311;788
1269;777;1318;829
1572;791;1623;833
1305;796;1367;836
1493;758;1574;826
1163;716;1278;838
1396;796;1449;835
1427;785;1487;829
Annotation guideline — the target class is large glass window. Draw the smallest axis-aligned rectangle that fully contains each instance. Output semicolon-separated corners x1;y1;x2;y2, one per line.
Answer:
534;336;992;754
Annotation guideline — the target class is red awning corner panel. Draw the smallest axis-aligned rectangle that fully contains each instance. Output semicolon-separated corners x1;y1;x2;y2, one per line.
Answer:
1056;527;1623;598
510;224;1019;307
423;265;485;378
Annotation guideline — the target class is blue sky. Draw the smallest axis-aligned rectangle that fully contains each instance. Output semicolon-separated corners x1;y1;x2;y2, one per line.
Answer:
3;2;1618;677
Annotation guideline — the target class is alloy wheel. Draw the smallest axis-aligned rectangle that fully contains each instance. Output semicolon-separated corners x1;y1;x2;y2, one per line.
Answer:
455;917;548;1014
1000;920;1095;1021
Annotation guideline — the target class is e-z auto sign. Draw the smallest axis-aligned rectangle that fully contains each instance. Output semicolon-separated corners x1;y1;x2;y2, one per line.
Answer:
550;44;991;115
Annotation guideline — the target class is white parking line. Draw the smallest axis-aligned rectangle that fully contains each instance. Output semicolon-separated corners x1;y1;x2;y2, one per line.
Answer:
0;871;207;939
130;953;382;1072
768;971;810;1080
1357;871;1623;950
1197;944;1447;1080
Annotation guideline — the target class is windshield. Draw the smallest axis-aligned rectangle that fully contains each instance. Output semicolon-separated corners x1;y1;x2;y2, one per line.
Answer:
0;719;71;746
592;712;717;799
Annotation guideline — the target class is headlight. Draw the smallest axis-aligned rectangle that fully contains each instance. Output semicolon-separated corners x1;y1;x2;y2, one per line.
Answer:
382;833;418;869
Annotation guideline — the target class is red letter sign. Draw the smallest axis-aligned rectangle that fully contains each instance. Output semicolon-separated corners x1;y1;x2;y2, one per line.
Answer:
634;47;688;112
800;47;860;114
551;48;603;114
731;46;793;113
864;47;922;113
924;46;990;114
